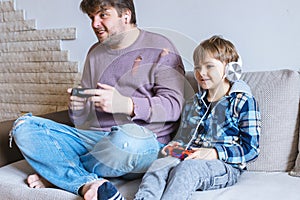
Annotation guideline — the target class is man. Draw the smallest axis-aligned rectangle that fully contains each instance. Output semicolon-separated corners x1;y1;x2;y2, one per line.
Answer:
11;0;185;199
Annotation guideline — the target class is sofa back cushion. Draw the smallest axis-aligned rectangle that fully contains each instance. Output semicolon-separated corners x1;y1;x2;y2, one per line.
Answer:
184;69;300;172
290;119;300;176
242;70;300;171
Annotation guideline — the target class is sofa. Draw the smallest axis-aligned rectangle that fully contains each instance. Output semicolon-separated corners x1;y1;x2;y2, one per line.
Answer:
0;69;299;200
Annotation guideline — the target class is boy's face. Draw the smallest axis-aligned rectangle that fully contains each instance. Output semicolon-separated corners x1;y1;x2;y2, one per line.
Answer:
194;54;226;91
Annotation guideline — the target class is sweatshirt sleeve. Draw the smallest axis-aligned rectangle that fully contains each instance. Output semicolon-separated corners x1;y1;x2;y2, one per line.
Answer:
131;50;185;123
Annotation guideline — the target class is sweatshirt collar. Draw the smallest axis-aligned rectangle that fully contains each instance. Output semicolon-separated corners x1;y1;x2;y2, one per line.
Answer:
196;80;252;105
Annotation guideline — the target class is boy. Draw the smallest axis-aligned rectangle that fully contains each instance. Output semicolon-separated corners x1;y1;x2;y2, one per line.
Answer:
134;35;261;200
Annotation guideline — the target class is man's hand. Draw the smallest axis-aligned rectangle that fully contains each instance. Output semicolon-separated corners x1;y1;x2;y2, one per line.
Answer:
67;88;87;111
88;83;134;116
185;148;218;160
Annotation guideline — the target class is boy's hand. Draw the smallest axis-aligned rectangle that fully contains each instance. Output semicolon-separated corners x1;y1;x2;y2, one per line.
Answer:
161;141;183;156
185;148;218;160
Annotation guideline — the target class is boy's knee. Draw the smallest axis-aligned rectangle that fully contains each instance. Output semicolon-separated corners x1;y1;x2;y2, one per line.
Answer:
176;159;208;174
148;157;180;172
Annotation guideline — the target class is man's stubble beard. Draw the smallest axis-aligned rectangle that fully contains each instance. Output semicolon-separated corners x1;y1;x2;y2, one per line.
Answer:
101;20;126;48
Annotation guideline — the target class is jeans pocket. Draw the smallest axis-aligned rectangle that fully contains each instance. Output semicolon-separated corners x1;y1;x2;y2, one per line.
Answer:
211;173;229;189
210;164;240;190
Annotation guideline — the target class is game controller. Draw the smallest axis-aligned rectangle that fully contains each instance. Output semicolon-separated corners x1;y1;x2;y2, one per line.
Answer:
165;145;194;160
71;88;94;98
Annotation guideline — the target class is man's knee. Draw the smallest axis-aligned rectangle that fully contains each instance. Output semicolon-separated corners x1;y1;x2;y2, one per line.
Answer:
11;114;34;138
11;114;48;146
82;124;161;176
108;124;160;154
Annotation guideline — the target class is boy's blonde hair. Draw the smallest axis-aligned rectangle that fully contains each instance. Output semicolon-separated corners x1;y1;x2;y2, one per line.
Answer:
193;35;239;66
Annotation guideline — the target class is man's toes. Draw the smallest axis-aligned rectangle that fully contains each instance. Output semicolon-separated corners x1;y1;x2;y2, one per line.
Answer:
27;174;40;183
27;174;47;188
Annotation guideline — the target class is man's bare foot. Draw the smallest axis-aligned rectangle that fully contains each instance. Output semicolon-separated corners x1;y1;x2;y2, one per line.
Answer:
27;174;53;188
81;179;107;200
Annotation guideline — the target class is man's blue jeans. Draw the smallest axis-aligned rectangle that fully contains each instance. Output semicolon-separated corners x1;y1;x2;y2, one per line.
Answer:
11;113;161;195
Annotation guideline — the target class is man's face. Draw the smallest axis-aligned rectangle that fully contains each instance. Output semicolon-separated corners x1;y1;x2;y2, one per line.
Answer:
88;6;126;45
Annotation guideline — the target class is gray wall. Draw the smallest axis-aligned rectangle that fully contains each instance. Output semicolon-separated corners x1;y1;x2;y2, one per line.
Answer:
14;0;300;72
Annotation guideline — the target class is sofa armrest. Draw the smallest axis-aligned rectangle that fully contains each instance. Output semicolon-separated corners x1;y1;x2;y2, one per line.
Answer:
0;119;22;167
0;110;73;167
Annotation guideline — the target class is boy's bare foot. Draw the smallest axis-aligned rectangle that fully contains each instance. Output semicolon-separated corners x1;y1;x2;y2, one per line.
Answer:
27;174;53;188
81;179;108;200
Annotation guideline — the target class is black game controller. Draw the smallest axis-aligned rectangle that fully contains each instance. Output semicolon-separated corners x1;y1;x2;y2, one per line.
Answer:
71;88;94;98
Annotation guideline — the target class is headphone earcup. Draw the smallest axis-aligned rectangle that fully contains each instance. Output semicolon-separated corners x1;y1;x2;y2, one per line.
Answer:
225;62;242;82
124;14;129;21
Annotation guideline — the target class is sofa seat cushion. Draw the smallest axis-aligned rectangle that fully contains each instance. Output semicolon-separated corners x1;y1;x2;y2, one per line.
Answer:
1;160;300;200
0;160;139;200
0;160;81;200
191;171;300;200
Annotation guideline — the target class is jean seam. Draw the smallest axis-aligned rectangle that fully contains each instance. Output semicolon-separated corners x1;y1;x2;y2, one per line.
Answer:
41;125;88;175
41;125;103;194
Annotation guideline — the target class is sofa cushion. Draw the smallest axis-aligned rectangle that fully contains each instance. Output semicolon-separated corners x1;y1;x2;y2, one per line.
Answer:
0;160;82;200
289;71;300;176
0;159;144;200
241;70;300;171
190;171;300;200
1;159;300;200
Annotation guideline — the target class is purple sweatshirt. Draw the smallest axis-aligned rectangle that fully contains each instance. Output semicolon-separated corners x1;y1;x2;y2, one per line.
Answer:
70;29;185;144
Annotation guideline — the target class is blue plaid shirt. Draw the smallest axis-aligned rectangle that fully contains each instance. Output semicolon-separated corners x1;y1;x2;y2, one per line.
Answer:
173;80;261;170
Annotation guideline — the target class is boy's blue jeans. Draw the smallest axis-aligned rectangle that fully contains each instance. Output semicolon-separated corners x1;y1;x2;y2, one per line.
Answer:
134;157;241;200
11;113;161;195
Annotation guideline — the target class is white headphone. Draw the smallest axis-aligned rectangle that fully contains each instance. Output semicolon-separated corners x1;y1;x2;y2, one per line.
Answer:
224;55;243;82
124;14;129;22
